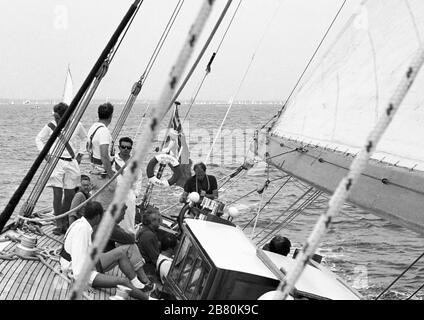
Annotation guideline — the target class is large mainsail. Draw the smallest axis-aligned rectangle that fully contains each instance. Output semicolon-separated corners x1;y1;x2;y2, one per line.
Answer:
266;0;424;233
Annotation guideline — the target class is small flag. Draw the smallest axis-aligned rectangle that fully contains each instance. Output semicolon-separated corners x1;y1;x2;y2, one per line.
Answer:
169;104;192;187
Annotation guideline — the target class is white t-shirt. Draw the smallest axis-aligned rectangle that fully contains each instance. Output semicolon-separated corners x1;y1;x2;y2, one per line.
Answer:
36;120;87;158
87;122;112;160
60;217;98;284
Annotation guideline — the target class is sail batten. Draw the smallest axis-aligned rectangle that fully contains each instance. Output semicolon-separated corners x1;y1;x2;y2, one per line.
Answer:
272;0;424;172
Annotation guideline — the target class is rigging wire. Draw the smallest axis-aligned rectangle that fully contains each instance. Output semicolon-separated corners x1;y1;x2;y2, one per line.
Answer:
375;251;424;300
0;0;144;232
242;176;291;230
160;0;235;150
276;44;424;301
108;0;144;64
203;1;284;164
182;0;244;124
406;282;424;300
256;190;323;248
225;176;288;206
261;0;348;130
112;0;185;142
69;0;218;300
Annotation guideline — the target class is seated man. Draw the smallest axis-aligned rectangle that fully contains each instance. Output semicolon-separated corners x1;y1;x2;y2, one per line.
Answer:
179;162;218;203
59;201;149;299
92;204;154;292
136;211;162;278
156;233;178;284
263;235;291;256
69;175;92;226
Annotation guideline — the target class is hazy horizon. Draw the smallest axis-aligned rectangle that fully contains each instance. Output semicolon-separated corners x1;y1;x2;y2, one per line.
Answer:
0;0;358;102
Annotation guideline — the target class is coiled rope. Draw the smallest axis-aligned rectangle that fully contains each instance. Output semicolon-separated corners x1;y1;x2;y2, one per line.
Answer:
276;46;424;300
69;0;217;300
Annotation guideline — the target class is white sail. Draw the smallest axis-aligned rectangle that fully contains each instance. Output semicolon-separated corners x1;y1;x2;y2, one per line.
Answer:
266;0;424;233
62;66;73;105
272;0;424;171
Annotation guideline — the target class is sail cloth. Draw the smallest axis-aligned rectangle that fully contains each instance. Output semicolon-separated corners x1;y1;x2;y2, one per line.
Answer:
168;105;192;188
62;66;73;105
272;0;424;171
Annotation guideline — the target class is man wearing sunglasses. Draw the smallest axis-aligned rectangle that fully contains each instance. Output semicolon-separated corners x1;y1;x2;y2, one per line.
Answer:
114;137;140;236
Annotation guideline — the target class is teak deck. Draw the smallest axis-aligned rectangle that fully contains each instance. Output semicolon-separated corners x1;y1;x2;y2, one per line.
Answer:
0;224;122;300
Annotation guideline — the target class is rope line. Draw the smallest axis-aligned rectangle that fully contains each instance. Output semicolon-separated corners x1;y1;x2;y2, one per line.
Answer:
375;251;424;300
69;0;217;300
160;0;234;150
268;148;424;197
181;0;243;124
261;0;348;130
242;176;291;230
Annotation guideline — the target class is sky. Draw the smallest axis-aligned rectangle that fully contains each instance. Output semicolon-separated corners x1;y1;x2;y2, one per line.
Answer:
0;0;361;102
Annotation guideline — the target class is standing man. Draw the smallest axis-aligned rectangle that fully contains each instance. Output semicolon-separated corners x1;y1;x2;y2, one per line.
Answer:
179;162;218;203
114;136;140;235
68;174;92;225
86;102;116;210
36;102;87;235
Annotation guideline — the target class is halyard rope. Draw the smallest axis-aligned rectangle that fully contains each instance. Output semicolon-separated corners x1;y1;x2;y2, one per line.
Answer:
203;1;283;164
69;0;217;300
276;46;424;300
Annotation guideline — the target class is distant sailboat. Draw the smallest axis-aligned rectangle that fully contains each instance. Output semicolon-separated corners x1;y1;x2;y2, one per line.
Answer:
62;65;73;105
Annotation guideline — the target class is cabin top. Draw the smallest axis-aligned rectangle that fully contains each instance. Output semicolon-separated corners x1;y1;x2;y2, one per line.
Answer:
185;219;360;300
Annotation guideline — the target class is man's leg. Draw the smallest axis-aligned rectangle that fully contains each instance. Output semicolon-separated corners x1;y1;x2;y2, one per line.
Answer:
62;160;80;231
91;274;148;300
99;246;136;281
62;188;75;231
52;187;64;234
122;243;150;284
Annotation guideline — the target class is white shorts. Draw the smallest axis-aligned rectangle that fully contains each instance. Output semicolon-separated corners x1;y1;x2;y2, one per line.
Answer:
47;159;81;189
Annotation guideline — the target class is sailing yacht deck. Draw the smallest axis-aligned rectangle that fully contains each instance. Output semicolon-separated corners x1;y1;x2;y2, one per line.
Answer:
0;224;122;300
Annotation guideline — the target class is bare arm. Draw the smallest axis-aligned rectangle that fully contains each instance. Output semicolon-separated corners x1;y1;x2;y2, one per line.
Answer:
180;191;189;203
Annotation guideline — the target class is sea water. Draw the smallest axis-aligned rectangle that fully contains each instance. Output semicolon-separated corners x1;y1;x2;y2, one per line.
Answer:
0;102;423;300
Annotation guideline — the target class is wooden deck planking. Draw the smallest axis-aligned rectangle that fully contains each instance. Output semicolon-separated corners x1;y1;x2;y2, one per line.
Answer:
19;260;45;300
0;223;134;300
6;260;34;300
0;260;27;300
40;266;57;300
26;259;53;300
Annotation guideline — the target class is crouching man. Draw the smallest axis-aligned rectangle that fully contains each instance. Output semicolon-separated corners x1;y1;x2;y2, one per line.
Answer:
59;201;149;299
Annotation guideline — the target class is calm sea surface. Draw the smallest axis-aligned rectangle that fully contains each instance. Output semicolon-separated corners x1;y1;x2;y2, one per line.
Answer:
1;102;423;300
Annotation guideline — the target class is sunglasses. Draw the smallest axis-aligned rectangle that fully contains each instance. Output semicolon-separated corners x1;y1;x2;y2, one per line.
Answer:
120;145;132;150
